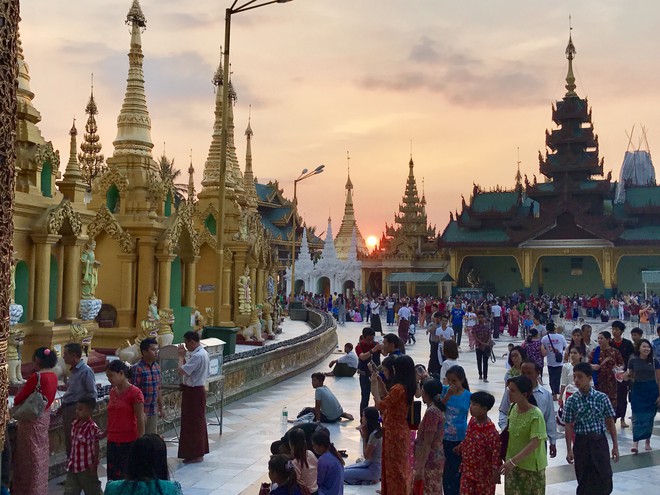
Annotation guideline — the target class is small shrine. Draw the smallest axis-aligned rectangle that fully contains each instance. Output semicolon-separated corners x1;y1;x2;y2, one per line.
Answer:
286;218;362;297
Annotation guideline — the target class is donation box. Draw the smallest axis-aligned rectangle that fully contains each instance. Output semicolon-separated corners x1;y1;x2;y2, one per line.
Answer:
159;338;225;390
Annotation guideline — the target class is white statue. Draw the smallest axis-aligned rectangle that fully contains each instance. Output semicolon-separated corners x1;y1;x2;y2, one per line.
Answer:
238;266;252;315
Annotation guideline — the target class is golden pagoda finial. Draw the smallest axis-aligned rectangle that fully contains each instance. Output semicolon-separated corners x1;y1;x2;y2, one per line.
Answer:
565;16;577;97
345;151;353;190
79;75;106;189
58;117;88;201
243;107;258;209
202;49;232;190
113;0;153;157
187;149;196;200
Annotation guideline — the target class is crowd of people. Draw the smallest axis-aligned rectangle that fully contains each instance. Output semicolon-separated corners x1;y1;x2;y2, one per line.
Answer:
269;289;660;495
7;330;210;495
5;288;660;495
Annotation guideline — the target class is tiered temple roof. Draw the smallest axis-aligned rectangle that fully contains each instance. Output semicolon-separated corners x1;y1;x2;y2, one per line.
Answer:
440;32;660;248
373;156;437;258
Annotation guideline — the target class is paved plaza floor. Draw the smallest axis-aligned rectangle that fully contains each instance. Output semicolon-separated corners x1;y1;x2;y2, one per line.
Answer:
49;317;660;494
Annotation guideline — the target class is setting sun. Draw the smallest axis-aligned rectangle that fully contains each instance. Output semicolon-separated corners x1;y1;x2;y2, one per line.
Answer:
366;235;378;249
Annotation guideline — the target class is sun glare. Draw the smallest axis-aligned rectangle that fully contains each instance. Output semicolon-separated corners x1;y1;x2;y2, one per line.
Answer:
366;235;378;248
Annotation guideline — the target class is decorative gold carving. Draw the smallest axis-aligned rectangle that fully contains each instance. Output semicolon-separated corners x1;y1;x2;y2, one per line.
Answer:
146;168;165;210
87;205;136;253
161;201;200;256
0;0;20;448
198;228;217;249
46;198;83;236
33;141;60;169
96;164;128;194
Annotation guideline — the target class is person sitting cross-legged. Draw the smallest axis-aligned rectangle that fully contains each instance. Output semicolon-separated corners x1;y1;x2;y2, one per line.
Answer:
297;373;354;423
325;343;359;377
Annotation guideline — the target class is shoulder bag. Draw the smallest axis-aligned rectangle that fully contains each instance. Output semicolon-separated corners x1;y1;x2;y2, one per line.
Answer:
10;372;48;421
499;404;515;462
548;335;563;363
407;400;422;430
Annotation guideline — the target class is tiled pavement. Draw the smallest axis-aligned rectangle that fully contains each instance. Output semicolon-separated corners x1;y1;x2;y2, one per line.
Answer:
49;318;660;494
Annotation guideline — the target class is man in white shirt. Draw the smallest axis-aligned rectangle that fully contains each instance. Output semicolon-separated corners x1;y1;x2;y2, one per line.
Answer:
541;321;568;401
491;301;502;339
397;300;412;346
434;314;454;364
370;298;383;334
177;331;210;463
499;360;558;458
326;343;359;377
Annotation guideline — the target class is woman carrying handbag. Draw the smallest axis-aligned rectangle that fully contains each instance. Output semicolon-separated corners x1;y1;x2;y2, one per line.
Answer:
10;347;58;495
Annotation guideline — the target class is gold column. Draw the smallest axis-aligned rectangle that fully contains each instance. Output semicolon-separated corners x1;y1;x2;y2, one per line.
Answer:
250;265;257;307
31;234;60;322
136;238;157;321
522;249;533;293
381;268;388;295
157;253;176;310
60;237;86;321
183;257;199;308
117;253;137;327
56;245;64;319
222;250;233;324
256;266;264;305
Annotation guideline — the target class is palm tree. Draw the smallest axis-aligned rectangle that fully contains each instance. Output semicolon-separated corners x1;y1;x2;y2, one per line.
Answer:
157;154;187;206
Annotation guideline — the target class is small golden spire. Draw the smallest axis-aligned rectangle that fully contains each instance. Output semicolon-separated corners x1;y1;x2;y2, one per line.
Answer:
565;16;577;97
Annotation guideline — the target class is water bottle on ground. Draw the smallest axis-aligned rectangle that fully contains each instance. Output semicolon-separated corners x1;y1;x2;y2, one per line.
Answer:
281;406;288;425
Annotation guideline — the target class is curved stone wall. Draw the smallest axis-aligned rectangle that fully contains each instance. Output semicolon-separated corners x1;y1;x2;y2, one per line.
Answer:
222;309;338;403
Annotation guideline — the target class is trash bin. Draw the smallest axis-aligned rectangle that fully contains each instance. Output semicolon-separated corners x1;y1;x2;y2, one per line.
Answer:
202;326;239;356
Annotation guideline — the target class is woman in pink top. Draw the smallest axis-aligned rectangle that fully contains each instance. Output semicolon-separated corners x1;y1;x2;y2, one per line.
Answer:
11;347;59;495
289;427;319;494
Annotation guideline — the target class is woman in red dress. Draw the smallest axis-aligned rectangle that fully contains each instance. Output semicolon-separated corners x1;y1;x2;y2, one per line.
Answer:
11;347;58;495
508;306;520;338
371;354;417;495
588;331;624;409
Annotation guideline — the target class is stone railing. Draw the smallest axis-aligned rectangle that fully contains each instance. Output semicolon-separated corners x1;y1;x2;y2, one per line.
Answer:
20;309;337;479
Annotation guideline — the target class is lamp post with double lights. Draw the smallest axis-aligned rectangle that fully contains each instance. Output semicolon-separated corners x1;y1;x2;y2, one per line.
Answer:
289;165;325;302
213;0;293;326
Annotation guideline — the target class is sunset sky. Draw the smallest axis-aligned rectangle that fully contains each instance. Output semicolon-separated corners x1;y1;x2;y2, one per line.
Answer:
19;0;660;242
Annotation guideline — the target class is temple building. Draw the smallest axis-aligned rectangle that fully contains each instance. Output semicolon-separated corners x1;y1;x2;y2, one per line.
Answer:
11;0;288;357
286;218;362;296
334;167;368;259
362;156;450;297
439;33;660;297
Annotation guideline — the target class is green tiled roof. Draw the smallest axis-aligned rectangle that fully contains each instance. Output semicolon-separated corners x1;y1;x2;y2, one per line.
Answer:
625;187;660;208
536;183;554;192
471;192;518;213
442;221;509;243
620;225;660;241
387;272;454;283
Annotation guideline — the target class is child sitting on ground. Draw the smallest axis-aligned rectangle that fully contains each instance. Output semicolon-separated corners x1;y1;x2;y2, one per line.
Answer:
267;455;304;495
455;391;501;495
64;398;105;495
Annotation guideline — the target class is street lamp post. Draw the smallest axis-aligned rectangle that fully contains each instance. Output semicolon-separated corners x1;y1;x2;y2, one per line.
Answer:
213;0;293;326
289;165;325;302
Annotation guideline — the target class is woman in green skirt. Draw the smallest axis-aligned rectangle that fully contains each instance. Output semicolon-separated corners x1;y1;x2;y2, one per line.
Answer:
500;375;548;495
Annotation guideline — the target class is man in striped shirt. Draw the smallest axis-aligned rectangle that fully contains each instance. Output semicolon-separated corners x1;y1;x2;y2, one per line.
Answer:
64;398;105;495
